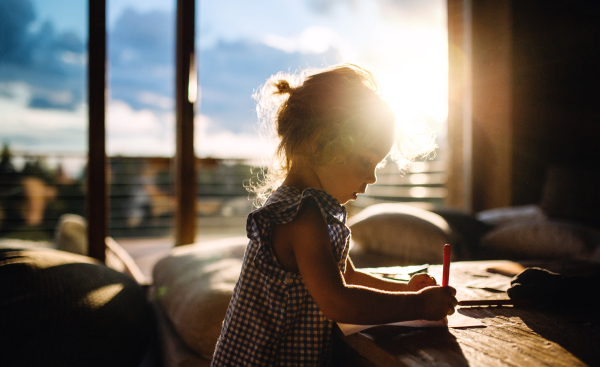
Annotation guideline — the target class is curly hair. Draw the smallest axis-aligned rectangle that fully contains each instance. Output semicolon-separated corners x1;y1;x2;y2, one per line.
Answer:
248;63;436;206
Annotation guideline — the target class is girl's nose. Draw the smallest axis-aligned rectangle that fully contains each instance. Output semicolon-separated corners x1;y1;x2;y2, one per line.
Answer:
366;170;377;185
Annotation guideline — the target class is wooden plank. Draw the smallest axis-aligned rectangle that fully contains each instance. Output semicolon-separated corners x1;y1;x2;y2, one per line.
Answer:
87;0;107;262
174;0;196;246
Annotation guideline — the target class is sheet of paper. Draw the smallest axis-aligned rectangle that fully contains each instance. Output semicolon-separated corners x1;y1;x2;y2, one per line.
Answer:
360;265;429;282
337;311;485;336
464;273;512;292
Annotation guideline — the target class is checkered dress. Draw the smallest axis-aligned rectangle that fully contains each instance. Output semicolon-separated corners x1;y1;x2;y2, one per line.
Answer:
211;185;350;367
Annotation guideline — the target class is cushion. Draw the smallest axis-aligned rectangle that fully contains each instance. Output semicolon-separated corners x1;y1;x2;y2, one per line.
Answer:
0;247;154;367
152;301;212;367
348;203;454;265
55;213;88;255
476;205;546;227
152;236;248;361
479;220;600;261
55;214;147;283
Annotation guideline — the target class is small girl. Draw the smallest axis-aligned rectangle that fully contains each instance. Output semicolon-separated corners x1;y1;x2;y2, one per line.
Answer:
211;64;457;366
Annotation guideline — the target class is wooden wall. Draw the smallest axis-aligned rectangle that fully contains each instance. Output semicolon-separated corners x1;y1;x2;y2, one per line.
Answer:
447;0;600;213
510;1;600;205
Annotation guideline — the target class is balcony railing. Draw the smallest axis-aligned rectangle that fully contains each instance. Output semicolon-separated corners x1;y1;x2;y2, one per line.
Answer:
0;152;446;241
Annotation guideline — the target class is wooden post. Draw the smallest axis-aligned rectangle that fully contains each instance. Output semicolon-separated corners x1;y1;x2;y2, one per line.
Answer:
175;0;197;246
87;0;107;262
446;0;513;213
446;0;472;211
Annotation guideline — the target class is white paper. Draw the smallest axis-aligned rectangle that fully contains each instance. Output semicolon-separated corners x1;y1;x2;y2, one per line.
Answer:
337;311;484;336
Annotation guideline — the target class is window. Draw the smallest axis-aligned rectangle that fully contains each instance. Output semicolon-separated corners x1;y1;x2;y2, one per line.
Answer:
0;0;448;257
0;0;87;242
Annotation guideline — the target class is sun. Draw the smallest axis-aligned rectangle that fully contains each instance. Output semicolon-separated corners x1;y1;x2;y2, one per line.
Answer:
351;24;449;130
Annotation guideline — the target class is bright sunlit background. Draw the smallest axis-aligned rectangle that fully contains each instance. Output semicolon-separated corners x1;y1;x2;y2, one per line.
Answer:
193;0;448;161
0;0;447;167
0;0;447;240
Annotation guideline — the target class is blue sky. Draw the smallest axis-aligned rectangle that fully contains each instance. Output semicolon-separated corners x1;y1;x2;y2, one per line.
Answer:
0;0;447;171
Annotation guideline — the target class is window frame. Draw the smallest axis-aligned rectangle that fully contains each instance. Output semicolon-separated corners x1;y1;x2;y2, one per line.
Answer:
86;0;197;262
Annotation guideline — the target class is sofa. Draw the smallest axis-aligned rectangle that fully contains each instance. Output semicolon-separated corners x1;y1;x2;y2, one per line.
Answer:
0;246;156;367
0;214;158;367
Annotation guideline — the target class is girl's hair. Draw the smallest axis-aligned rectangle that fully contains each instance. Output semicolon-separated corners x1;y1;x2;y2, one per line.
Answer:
249;63;436;206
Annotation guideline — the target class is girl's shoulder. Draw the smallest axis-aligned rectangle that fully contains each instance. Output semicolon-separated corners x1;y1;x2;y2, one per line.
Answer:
254;185;346;225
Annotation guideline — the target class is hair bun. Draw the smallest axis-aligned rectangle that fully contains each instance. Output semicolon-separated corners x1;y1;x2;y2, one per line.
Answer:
274;80;292;94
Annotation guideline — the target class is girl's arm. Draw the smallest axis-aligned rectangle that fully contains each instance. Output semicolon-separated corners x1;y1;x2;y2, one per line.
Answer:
273;201;456;325
343;257;436;292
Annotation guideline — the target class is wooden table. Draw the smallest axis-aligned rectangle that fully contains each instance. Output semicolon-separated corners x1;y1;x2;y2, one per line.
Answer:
334;261;600;367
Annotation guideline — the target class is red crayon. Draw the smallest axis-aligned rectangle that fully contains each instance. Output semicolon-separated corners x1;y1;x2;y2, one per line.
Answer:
442;244;451;286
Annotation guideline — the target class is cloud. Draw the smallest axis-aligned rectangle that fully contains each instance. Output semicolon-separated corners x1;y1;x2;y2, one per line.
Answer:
306;0;359;14
378;0;445;26
137;91;173;110
263;27;342;54
305;0;444;26
0;92;86;153
106;100;175;156
105;101;277;160
194;114;276;161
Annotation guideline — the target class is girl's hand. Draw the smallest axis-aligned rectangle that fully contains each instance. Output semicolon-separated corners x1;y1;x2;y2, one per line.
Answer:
417;286;458;321
407;273;437;291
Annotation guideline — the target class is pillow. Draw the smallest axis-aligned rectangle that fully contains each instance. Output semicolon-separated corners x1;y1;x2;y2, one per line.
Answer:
152;236;248;361
55;213;88;255
476;205;546;228
55;214;147;283
348;203;453;265
479;220;600;260
0;247;154;367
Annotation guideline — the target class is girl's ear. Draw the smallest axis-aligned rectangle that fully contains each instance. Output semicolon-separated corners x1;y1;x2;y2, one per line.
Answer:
307;130;322;156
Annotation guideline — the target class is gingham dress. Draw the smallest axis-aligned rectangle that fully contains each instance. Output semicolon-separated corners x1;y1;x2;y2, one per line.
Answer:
211;185;350;367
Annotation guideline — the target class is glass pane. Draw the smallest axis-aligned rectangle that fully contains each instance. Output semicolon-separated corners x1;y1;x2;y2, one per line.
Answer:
107;0;176;240
195;0;448;235
0;0;87;243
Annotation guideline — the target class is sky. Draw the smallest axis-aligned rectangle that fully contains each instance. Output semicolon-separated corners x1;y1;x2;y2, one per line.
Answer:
0;0;447;175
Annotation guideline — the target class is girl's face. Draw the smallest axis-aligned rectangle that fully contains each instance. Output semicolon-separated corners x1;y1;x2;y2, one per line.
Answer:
314;143;390;205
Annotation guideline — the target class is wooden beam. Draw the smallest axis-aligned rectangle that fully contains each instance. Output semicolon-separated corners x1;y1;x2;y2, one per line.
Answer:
446;0;472;211
174;0;197;246
87;0;107;262
446;0;513;213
